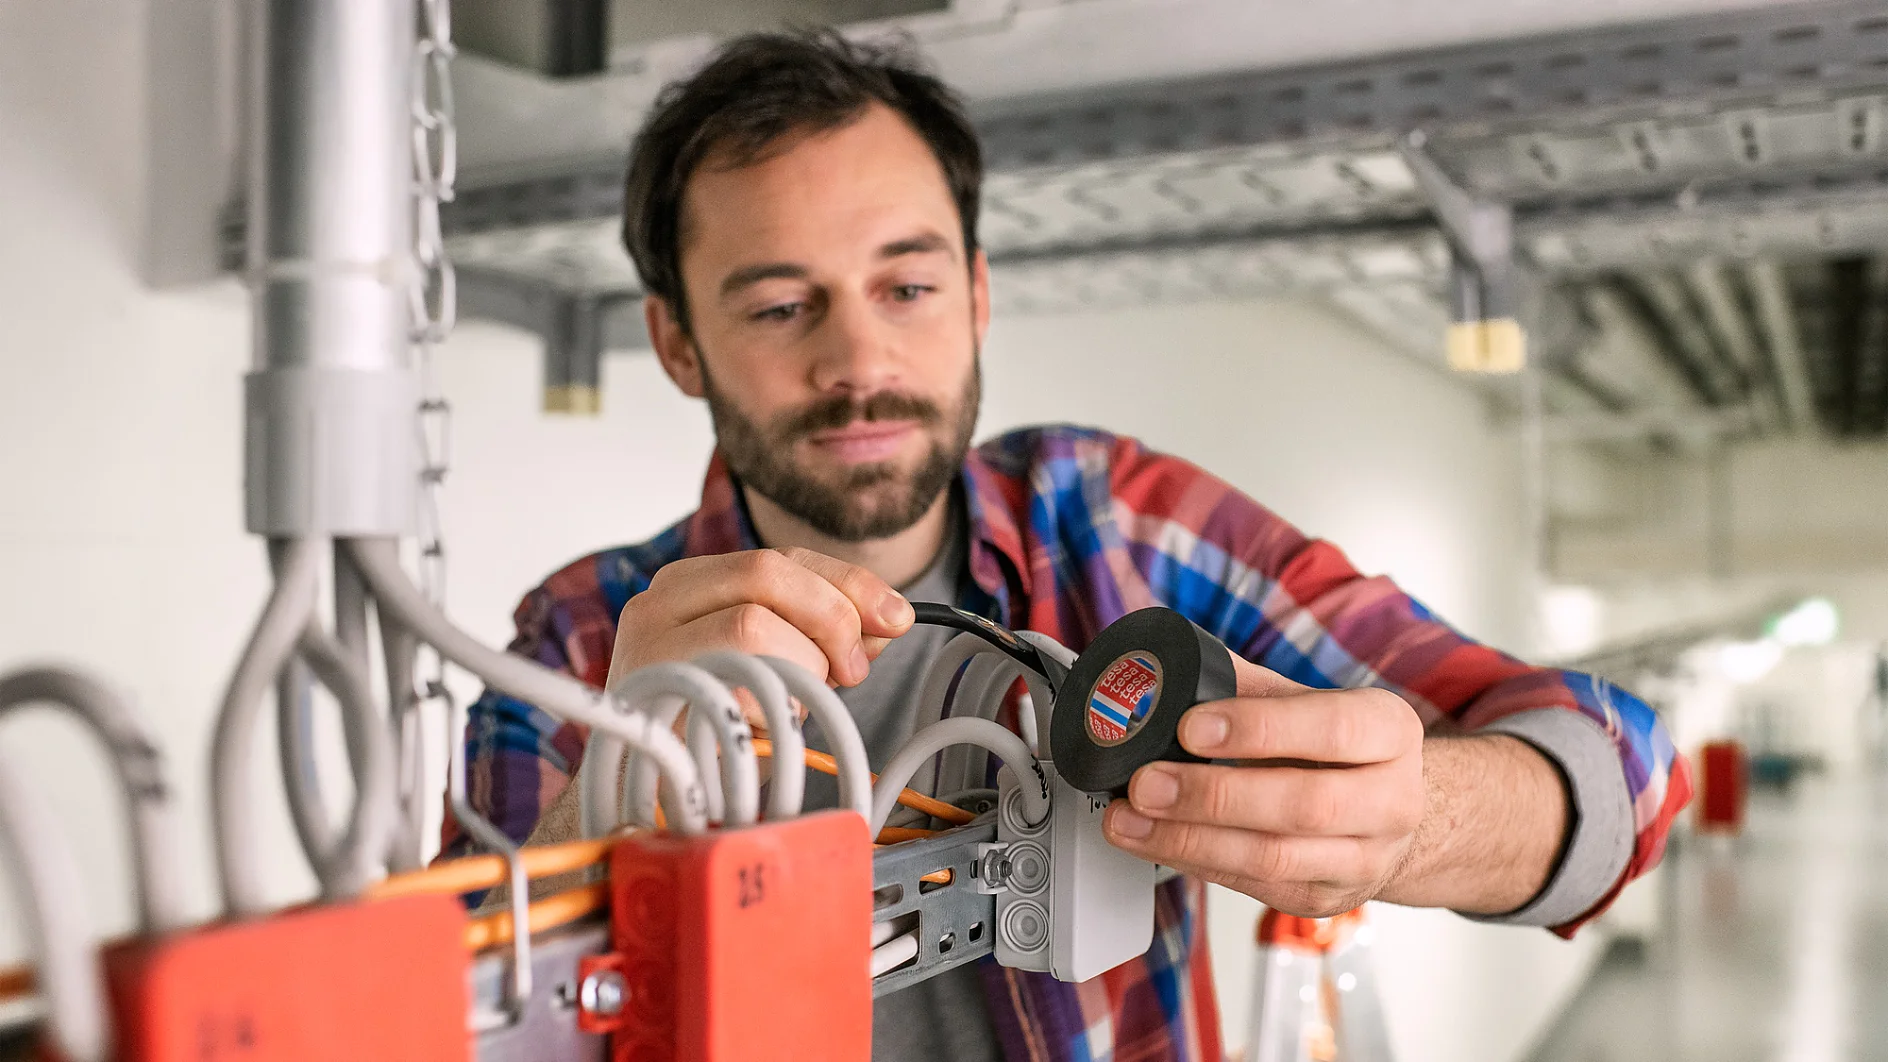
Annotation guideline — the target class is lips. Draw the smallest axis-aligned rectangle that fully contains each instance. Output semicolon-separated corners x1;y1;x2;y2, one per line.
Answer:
805;420;918;464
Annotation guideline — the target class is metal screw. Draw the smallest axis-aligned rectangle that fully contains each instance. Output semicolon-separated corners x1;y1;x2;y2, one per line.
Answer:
580;970;628;1017
979;849;1013;888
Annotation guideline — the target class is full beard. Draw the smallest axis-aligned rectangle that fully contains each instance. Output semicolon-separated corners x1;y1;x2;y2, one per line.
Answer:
702;359;980;543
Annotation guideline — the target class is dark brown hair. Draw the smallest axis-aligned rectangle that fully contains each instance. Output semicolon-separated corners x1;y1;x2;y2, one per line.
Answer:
621;29;983;333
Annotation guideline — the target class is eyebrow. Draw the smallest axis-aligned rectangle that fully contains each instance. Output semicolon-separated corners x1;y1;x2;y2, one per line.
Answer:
716;232;957;299
719;262;807;298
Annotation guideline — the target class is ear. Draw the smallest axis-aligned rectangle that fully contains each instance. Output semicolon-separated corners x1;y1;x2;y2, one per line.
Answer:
646;295;705;398
970;249;991;346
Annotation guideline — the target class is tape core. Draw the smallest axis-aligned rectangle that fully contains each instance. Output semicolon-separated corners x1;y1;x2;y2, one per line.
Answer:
1084;651;1164;747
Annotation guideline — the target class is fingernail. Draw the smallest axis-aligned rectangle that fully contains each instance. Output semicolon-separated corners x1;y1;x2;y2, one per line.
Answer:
1110;806;1153;840
878;592;914;628
849;643;870;681
1134;765;1179;810
1183;709;1229;750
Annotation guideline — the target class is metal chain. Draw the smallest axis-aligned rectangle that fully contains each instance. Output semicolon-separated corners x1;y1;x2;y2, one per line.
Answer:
411;0;456;705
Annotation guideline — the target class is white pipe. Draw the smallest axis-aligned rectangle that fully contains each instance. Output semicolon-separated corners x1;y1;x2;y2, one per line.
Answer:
249;0;413;374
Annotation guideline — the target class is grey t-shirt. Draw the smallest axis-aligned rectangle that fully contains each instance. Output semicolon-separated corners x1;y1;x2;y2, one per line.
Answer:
798;513;1004;1062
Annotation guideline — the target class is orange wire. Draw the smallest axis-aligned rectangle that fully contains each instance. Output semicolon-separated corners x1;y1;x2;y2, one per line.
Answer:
752;739;974;826
366;836;616;902
0;963;30;1004
0;742;976;992
463;881;611;952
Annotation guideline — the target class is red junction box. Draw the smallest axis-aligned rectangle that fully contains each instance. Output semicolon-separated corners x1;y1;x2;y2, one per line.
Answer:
602;810;872;1062
102;894;472;1062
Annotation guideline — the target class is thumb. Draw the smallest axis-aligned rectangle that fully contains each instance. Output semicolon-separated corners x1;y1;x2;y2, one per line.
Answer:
1227;650;1309;697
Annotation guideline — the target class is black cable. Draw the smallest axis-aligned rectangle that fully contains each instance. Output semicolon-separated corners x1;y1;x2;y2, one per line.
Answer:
909;602;1051;681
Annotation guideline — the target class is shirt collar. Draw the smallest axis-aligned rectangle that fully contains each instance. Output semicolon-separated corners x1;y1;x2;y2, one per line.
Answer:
683;446;1032;610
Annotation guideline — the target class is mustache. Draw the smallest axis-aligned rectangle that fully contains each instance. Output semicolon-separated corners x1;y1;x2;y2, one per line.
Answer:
776;391;944;437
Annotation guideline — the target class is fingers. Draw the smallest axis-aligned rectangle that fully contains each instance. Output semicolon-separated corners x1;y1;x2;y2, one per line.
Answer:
626;605;831;686
1102;802;1378;896
1178;686;1422;763
776;547;914;638
618;549;906;685
1123;760;1423;838
1225;651;1310;698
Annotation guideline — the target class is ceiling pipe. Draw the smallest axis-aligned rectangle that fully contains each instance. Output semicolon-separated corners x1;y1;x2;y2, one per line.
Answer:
1633;272;1745;408
1743;260;1819;434
1579;284;1708;412
1686;260;1781;432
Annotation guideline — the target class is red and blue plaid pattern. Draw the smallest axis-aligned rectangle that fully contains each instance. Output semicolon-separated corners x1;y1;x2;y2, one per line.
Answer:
454;424;1690;1062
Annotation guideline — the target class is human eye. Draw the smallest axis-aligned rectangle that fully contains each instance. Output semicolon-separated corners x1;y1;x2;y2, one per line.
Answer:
751;302;805;323
890;284;935;302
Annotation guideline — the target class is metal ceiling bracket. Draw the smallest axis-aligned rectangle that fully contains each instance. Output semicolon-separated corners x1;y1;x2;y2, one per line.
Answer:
459;266;645;415
1398;130;1525;374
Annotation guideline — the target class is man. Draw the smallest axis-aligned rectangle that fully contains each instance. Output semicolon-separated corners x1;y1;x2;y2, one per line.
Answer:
456;30;1690;1062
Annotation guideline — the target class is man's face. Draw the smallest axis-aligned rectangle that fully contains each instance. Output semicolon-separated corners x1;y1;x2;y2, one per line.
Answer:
649;103;989;542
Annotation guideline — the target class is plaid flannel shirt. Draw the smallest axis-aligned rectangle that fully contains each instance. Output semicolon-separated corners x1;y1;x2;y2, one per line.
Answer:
454;424;1691;1062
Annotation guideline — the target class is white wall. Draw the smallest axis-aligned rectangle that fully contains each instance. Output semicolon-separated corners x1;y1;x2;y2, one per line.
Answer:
0;7;1597;1061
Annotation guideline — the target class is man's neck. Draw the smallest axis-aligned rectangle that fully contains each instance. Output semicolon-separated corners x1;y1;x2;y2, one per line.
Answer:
742;486;953;589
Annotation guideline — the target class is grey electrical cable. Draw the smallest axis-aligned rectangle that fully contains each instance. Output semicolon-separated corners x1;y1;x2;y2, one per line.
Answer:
593;662;755;836
214;537;324;917
378;609;426;872
273;657;334;877
869;717;1048;838
267;541;337;886
0;665;189;935
761;657;872;822
935;651;1027;797
915;634;997;732
0;749;110;1062
344;538;709;836
691;651;804;819
686;712;728;825
921;632;1066;798
293;622;397;899
334;549;371;669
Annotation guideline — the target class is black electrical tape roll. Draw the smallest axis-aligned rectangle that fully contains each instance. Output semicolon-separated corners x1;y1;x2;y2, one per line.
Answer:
1050;607;1237;796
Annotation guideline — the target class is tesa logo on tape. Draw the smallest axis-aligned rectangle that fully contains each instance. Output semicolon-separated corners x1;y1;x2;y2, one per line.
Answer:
1086;652;1163;746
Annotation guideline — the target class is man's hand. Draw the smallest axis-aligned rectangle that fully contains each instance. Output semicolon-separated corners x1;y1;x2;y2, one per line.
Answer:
1101;655;1426;917
608;547;915;689
1102;653;1572;918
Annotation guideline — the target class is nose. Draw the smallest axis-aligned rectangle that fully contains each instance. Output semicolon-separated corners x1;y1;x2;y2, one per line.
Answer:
808;290;901;398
